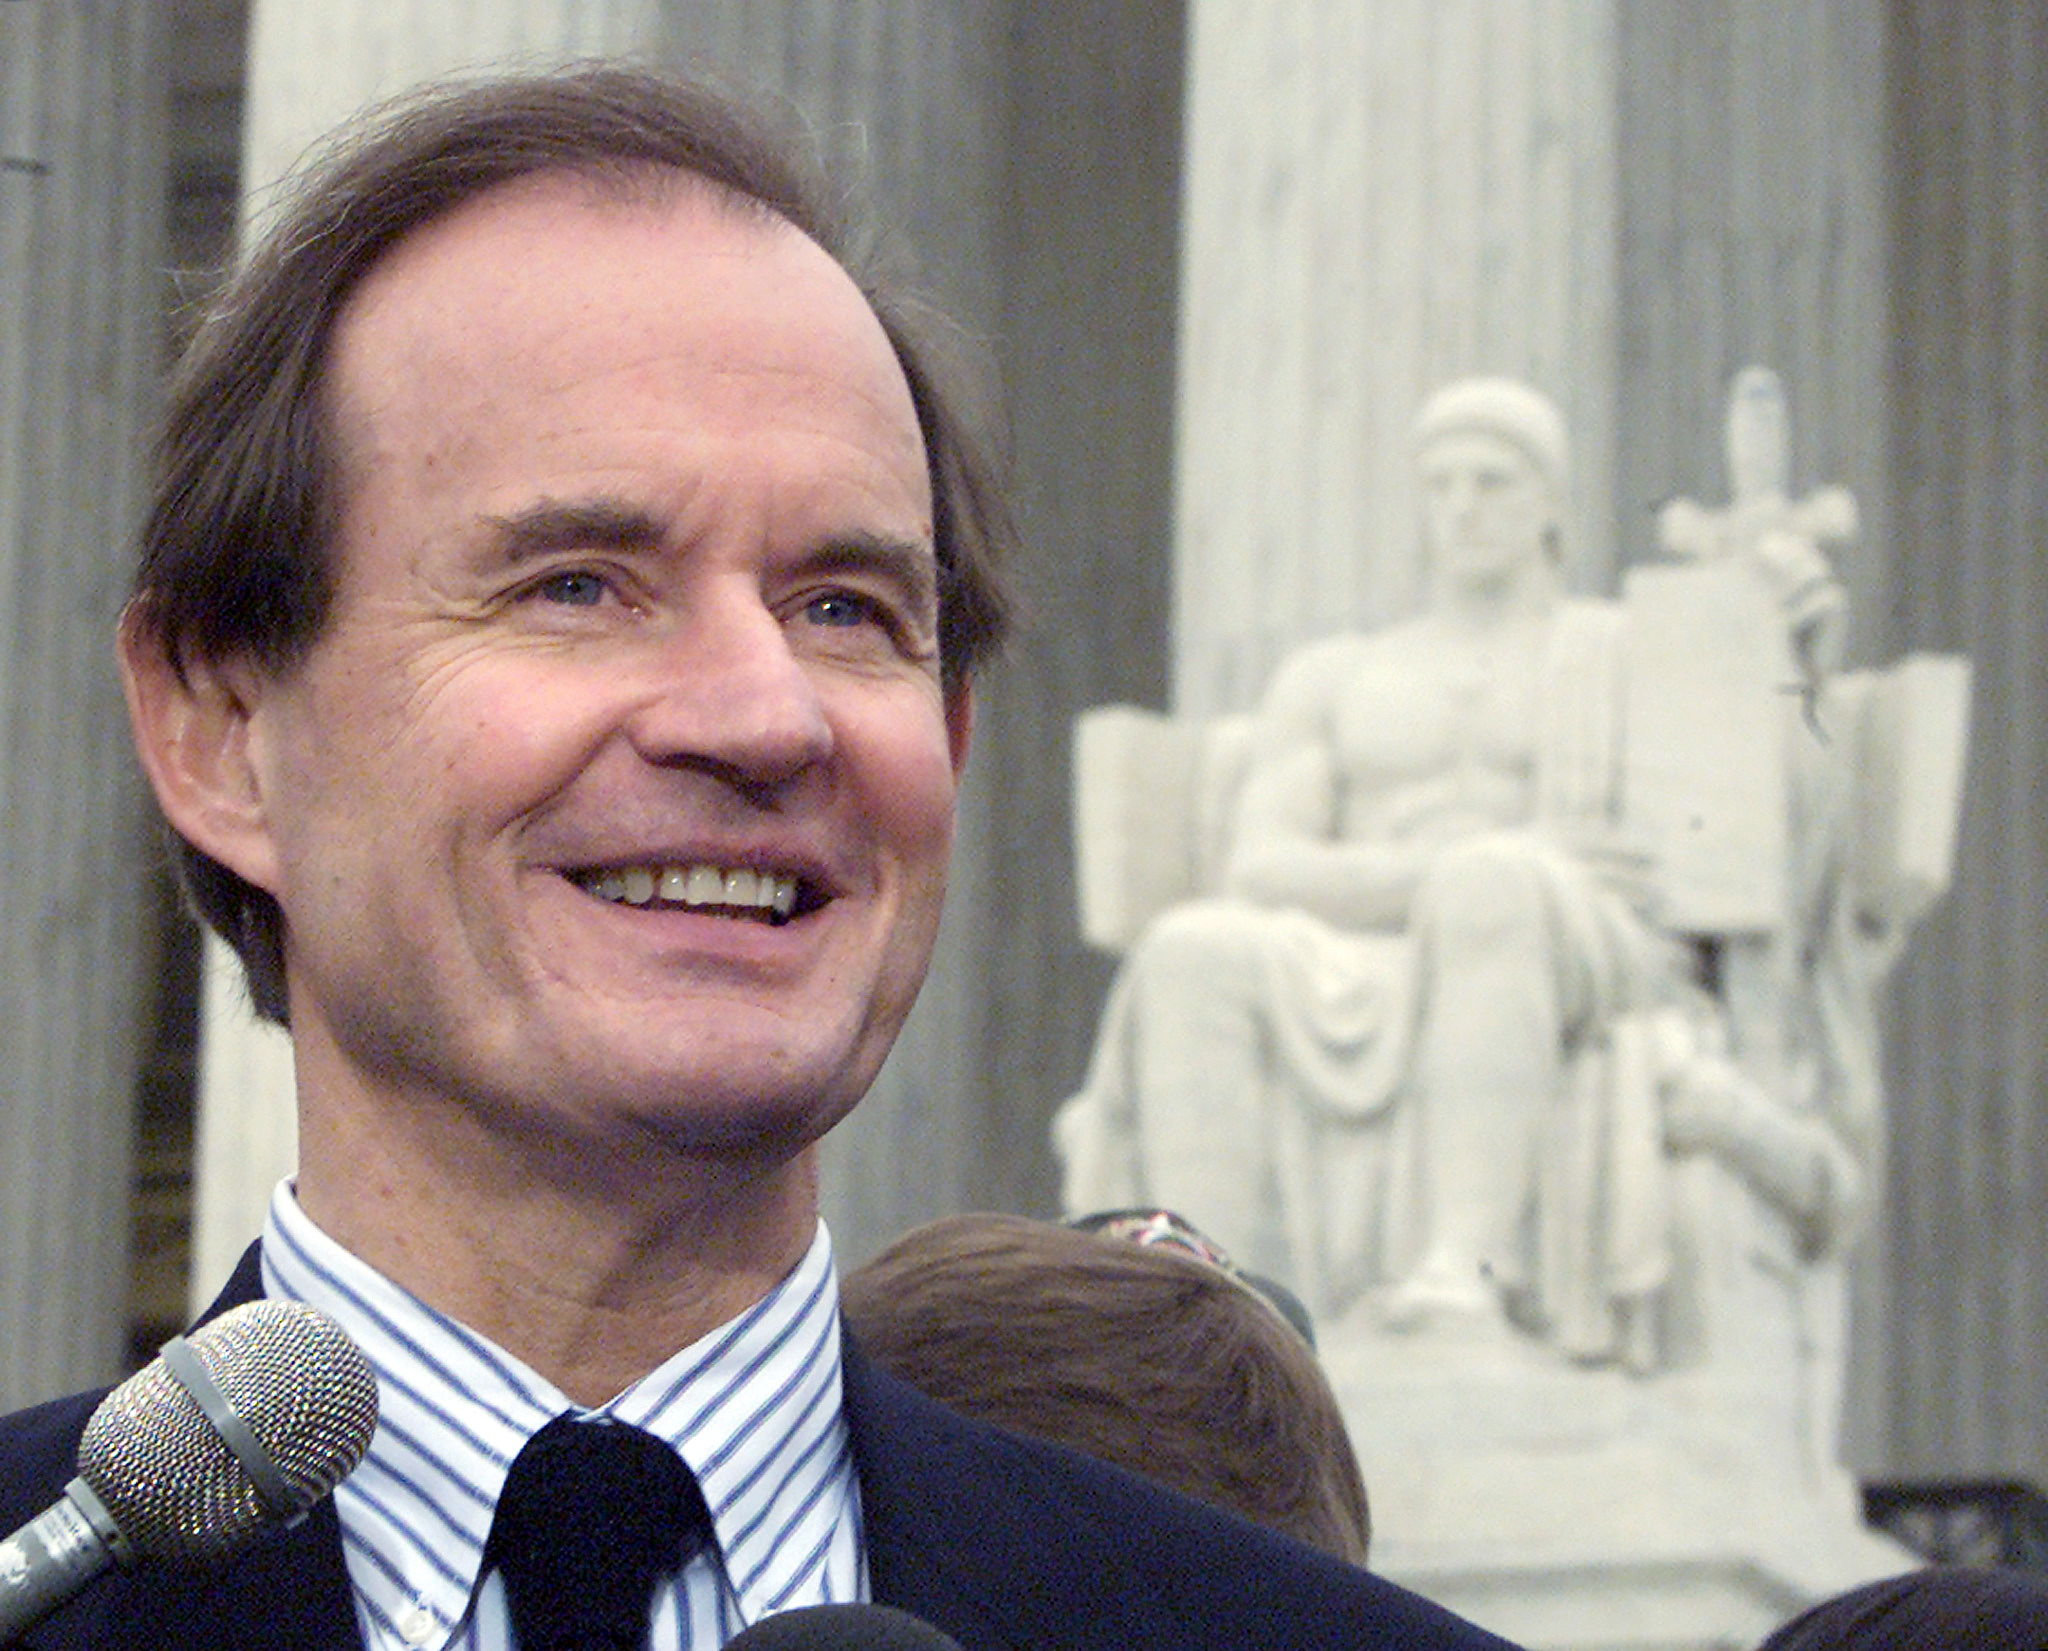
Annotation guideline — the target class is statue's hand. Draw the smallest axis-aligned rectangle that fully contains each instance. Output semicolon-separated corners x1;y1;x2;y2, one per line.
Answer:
1555;826;1661;915
1660;1056;1755;1157
1658;1049;1850;1240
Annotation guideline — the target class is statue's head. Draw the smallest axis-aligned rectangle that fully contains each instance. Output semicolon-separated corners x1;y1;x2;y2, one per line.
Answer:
1412;378;1568;587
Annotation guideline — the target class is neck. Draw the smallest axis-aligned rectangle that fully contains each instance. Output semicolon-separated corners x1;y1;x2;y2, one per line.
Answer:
294;1091;822;1407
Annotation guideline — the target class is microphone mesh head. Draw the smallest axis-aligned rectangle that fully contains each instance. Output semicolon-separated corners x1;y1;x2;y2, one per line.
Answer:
75;1298;379;1563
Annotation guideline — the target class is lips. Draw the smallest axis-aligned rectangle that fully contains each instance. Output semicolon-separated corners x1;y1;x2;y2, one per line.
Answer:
569;861;810;923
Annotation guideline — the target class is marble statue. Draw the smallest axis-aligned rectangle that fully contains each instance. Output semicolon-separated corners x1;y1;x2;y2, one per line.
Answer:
1057;364;1972;1648
1056;372;1964;1385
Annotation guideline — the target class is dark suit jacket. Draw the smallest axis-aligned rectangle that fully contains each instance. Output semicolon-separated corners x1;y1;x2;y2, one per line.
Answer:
0;1246;1513;1650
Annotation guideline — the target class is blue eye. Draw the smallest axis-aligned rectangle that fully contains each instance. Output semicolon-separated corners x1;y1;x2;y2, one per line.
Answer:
533;570;609;606
804;591;874;628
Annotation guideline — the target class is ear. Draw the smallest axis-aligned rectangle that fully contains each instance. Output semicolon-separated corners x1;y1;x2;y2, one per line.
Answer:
117;606;283;896
944;681;975;776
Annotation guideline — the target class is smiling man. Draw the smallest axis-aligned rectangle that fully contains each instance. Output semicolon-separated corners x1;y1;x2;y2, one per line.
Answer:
0;68;1514;1651
147;170;967;1404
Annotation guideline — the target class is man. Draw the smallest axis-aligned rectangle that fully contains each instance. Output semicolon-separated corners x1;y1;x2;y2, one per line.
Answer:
0;67;1511;1651
1058;380;1687;1354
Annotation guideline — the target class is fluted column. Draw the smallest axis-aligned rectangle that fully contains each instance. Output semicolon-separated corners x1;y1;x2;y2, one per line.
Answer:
1173;0;1621;717
0;0;167;1406
239;1;662;208
1877;0;2048;1491
1610;2;1888;667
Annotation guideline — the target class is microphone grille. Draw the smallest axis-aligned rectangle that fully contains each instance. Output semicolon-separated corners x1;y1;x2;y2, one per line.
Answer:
75;1298;379;1563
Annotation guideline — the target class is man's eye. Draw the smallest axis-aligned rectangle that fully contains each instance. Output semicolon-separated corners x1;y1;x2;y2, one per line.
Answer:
803;591;878;629
531;570;610;606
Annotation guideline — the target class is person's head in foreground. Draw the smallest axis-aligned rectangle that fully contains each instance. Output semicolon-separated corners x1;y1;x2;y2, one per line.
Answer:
1757;1565;2048;1651
842;1210;1372;1566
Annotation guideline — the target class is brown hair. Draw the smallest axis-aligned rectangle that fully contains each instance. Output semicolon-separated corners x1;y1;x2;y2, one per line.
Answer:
841;1213;1371;1565
126;64;1017;1022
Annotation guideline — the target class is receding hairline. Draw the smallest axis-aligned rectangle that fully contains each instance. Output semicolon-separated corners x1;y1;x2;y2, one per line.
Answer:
426;151;800;228
329;156;835;314
317;158;932;542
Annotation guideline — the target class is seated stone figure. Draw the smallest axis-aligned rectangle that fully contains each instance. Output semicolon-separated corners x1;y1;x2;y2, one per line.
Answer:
1055;376;1883;1370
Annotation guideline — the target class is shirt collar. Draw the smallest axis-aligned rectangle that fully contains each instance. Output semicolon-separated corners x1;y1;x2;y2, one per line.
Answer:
260;1181;861;1650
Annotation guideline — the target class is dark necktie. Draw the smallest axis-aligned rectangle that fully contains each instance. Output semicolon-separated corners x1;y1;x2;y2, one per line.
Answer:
483;1414;718;1651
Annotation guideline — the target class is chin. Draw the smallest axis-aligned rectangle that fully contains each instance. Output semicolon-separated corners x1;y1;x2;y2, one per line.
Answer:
612;1063;869;1157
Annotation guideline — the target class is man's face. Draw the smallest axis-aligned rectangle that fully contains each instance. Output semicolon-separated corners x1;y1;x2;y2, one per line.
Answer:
1417;429;1556;592
225;174;966;1158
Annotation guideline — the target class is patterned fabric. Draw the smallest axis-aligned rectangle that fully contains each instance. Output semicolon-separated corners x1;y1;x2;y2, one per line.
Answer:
262;1185;865;1651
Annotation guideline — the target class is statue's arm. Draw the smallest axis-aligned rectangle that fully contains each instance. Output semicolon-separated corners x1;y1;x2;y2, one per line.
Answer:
1663;1058;1863;1256
1219;662;1426;929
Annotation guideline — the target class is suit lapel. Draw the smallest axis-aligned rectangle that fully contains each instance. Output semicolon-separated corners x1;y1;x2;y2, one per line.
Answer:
87;1501;359;1651
841;1336;1181;1651
842;1335;1022;1650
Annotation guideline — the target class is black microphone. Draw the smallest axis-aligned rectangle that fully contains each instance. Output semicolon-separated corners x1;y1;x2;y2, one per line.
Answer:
725;1604;967;1650
0;1298;379;1643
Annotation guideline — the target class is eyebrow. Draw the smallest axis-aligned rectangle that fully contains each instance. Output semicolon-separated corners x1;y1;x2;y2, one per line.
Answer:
480;498;668;563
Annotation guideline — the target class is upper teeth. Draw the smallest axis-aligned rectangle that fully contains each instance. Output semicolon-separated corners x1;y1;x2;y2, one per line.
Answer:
584;863;799;917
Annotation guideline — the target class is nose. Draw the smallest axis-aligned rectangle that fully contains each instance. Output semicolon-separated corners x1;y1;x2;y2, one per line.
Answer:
623;592;834;797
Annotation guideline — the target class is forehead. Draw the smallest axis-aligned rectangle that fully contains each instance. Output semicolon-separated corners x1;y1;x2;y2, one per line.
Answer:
324;168;925;484
1417;428;1542;480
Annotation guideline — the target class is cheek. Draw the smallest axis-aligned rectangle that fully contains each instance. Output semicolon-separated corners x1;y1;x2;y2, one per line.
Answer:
384;658;610;825
846;699;961;864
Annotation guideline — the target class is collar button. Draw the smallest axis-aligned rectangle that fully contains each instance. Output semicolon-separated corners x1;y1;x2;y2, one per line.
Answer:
397;1600;439;1646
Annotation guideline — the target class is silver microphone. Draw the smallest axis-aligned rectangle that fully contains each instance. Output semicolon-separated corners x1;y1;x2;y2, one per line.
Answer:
0;1299;379;1642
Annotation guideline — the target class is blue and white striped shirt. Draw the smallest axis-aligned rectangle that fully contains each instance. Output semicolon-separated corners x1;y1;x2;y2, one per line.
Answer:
261;1183;867;1651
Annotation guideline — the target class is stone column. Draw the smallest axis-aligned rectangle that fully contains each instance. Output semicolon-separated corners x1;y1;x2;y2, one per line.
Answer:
1173;0;1620;717
0;0;167;1406
238;1;662;208
1611;2;1888;667
1876;0;2048;1493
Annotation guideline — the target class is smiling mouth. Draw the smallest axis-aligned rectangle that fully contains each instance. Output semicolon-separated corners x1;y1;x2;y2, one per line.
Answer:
569;862;812;924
